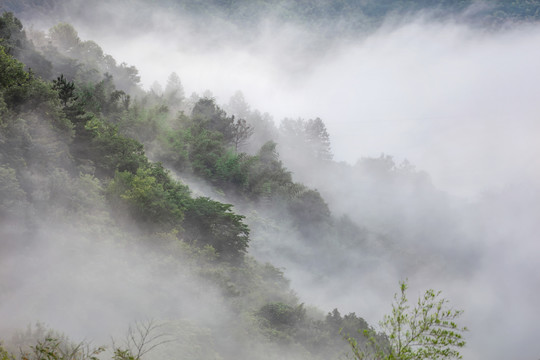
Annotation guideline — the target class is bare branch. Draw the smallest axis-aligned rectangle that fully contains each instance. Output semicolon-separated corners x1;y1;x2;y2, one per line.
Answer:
117;320;176;360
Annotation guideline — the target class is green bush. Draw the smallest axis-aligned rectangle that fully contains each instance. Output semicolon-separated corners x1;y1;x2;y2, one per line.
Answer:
258;302;306;329
107;167;189;231
183;197;249;261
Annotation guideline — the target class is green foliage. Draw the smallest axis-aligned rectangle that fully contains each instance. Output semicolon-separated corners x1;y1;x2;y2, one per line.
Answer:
0;48;72;136
107;166;189;231
184;197;249;261
160;109;255;191
186;125;226;178
16;20;140;90
286;187;331;229
0;12;26;54
20;338;104;360
0;15;385;360
158;99;252;184
0;344;13;360
52;75;77;107
214;150;254;189
157;126;191;170
191;98;235;144
111;349;136;360
0;11;53;78
9;324;105;360
276;308;373;359
258;302;306;329
245;141;292;198
255;302;308;344
82;116;147;176
77;74;129;117
345;281;467;360
0;113;72;179
0;44;30;108
14;79;68;130
116;103;167;144
0;45;28;89
326;309;370;339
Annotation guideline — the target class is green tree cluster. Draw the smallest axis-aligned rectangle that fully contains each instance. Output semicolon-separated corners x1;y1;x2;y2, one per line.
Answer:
0;15;252;263
0;14;470;360
154;98;333;238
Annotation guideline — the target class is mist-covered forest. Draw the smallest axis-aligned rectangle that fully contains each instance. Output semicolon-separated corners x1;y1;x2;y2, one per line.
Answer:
1;1;539;360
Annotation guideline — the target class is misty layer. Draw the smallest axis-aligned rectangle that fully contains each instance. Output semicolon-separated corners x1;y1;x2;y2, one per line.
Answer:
20;0;540;199
2;2;540;359
0;13;383;360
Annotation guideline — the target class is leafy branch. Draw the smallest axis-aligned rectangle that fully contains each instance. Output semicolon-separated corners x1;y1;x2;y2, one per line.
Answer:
344;280;467;360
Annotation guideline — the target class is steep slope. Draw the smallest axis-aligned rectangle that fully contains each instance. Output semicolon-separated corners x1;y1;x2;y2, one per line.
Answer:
0;13;380;360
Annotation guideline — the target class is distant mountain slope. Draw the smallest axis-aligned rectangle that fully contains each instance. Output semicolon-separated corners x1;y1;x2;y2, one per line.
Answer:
3;0;540;34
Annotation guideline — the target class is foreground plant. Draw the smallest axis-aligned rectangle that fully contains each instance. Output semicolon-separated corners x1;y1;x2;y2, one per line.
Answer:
345;280;467;360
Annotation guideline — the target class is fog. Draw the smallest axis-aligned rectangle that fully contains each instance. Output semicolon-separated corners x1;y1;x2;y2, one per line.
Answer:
54;11;540;199
9;2;540;360
0;223;222;340
0;219;306;360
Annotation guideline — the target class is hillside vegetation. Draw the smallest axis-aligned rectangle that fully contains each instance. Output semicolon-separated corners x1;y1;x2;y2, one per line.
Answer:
0;12;390;360
3;0;540;357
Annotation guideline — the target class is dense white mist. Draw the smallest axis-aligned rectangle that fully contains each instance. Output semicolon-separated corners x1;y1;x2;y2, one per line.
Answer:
0;225;225;343
55;13;540;199
13;3;540;359
17;2;540;198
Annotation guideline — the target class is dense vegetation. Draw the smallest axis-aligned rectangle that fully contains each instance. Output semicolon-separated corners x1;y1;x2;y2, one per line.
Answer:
0;2;476;357
0;11;386;360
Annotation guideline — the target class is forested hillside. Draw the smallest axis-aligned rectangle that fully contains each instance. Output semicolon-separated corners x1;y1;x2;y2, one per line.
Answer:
2;1;540;359
0;11;390;360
